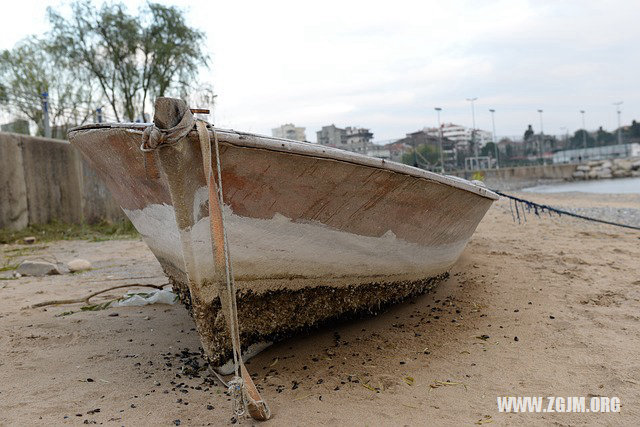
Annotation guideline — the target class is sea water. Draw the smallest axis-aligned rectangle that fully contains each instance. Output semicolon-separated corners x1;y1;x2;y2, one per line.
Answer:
523;177;640;194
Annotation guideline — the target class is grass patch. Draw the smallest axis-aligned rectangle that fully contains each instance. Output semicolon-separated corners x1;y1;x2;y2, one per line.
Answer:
4;246;49;259
471;171;485;181
0;263;19;272
0;220;138;244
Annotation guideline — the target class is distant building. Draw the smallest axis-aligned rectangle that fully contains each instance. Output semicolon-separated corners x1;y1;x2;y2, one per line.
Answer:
396;129;457;169
316;124;374;153
272;123;306;142
425;123;492;149
1;119;30;135
316;124;346;146
384;141;413;163
552;143;640;164
344;126;373;153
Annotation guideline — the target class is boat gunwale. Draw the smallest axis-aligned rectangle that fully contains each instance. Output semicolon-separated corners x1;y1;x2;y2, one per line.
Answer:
69;122;499;201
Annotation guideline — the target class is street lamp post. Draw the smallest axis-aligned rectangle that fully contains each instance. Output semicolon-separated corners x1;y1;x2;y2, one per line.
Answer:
613;101;623;146
537;109;544;164
489;108;498;168
579;110;587;162
580;110;587;149
466;97;478;169
560;126;569;163
435;107;444;173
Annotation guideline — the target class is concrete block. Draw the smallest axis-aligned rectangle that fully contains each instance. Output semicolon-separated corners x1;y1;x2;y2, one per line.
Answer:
19;135;83;225
0;133;29;229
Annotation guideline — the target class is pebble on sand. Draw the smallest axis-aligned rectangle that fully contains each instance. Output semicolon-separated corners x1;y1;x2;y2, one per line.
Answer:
17;260;60;276
67;259;92;272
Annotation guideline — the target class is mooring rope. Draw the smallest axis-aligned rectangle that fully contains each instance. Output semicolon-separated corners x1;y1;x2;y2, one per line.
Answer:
140;99;270;422
492;189;640;231
195;120;271;421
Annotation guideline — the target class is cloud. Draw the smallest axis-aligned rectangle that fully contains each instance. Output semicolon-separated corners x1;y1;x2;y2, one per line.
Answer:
2;0;638;140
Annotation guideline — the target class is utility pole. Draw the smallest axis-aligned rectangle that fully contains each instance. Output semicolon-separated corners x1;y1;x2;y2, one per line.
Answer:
466;97;478;169
560;126;569;163
580;110;587;150
42;91;51;138
489;108;498;168
537;109;544;164
613;101;623;146
435;107;444;173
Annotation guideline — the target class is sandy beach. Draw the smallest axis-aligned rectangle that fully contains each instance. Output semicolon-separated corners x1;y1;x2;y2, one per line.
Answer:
1;191;639;425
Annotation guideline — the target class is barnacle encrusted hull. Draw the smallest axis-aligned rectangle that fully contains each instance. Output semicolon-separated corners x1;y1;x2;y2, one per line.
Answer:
169;270;447;366
68;112;497;367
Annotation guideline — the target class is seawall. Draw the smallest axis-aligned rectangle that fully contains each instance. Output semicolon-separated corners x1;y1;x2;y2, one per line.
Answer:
0;132;125;230
450;164;578;190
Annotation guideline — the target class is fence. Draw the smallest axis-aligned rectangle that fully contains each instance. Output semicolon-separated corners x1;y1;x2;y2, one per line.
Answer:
0;131;125;230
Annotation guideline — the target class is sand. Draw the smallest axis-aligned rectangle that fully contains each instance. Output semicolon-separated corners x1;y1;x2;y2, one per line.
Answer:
1;191;639;425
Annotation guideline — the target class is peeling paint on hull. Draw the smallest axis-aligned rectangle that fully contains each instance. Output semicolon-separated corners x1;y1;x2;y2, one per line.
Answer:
68;123;496;365
123;195;467;291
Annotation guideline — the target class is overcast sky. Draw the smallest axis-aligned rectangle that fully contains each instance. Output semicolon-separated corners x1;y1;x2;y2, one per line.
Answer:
1;0;638;142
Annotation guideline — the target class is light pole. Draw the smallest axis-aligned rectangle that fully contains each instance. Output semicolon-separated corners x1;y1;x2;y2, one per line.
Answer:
489;108;498;168
435;107;444;173
537;109;544;163
466;97;478;168
613;101;623;146
580;110;587;150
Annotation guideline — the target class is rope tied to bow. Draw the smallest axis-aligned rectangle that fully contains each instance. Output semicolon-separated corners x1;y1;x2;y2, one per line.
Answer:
140;97;270;421
140;100;196;150
140;99;196;179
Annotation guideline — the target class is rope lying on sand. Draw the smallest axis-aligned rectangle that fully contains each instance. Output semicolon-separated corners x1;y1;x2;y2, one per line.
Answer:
31;283;165;308
492;190;640;231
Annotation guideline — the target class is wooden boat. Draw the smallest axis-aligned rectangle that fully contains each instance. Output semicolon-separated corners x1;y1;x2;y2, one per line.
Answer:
69;98;498;370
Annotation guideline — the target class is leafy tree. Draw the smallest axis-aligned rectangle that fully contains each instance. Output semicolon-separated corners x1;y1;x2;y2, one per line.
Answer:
505;143;514;160
595;126;615;145
480;141;497;157
0;38;95;136
47;1;209;122
626;120;640;139
569;130;595;149
523;124;534;141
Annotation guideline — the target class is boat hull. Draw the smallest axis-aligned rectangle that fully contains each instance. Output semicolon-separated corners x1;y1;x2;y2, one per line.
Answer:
69;124;496;366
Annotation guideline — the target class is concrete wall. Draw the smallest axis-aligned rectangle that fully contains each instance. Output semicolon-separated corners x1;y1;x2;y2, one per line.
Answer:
451;163;578;190
0;132;125;230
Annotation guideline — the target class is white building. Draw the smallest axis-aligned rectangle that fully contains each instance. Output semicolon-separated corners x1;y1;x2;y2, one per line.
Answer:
425;123;492;149
272;123;306;142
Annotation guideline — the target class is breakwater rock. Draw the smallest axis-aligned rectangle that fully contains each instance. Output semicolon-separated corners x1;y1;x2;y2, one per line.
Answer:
572;158;640;180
